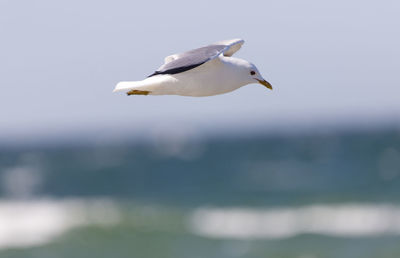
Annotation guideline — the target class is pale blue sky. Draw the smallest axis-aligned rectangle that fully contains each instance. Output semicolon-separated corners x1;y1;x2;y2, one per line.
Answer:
1;0;399;143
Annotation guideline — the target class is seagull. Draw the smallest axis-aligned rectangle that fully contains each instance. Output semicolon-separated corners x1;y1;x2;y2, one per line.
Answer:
113;39;272;97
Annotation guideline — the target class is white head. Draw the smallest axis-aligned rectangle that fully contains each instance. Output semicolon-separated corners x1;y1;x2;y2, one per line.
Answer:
229;57;272;90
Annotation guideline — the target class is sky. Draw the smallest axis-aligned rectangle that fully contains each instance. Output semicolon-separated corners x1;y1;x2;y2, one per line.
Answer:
1;0;400;144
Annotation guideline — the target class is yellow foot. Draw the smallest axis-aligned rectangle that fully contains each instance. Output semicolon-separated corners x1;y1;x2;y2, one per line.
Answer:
127;90;150;96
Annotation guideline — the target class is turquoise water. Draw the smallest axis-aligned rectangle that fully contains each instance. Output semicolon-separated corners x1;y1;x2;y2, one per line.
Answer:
1;129;400;257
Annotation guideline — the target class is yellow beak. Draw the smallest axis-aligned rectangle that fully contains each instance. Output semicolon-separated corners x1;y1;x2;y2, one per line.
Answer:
256;79;272;90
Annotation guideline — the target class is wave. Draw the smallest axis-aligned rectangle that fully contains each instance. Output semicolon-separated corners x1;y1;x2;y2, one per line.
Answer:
2;199;400;250
189;204;400;239
0;198;120;249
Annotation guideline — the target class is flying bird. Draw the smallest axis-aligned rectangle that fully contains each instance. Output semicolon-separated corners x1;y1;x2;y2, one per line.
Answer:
113;39;272;97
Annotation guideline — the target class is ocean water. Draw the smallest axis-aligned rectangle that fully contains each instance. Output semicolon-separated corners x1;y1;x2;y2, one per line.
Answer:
1;129;400;258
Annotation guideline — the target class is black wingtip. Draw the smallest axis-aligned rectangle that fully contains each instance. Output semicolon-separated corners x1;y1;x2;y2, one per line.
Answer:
148;72;159;78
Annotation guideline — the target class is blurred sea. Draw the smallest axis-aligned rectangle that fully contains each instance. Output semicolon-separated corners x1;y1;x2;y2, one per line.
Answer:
1;128;400;258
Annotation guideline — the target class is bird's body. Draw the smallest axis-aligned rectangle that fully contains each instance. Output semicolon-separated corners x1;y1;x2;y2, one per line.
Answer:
114;39;272;97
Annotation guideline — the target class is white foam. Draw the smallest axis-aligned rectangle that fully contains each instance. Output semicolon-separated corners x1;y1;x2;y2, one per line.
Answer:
0;198;120;249
189;204;400;239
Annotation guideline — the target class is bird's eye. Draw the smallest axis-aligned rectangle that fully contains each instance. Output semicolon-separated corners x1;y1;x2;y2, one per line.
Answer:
250;71;256;75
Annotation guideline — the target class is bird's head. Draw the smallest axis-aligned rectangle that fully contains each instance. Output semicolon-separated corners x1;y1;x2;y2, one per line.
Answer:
224;57;272;91
246;63;272;90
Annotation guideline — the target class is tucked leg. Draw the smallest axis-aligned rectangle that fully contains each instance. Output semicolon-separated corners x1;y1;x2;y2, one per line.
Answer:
127;90;151;96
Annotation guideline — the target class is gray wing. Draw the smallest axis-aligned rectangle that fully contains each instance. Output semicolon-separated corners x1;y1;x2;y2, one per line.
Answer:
148;39;244;77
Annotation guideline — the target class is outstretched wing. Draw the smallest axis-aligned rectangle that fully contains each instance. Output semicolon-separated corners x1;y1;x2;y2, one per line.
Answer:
149;39;245;77
213;39;244;57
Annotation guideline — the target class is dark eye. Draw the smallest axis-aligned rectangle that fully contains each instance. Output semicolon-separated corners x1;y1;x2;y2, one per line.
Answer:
250;71;256;75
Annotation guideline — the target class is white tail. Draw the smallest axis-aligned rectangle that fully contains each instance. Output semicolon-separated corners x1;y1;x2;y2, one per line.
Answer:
113;75;170;93
113;81;143;93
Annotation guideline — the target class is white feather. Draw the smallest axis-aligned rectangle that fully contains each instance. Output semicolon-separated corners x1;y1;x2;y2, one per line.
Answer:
113;75;171;93
113;38;269;97
113;56;260;97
